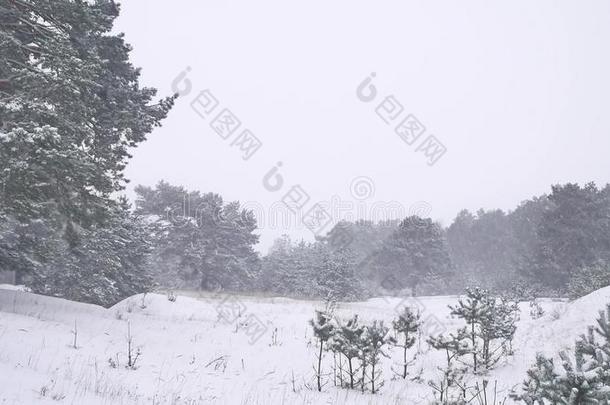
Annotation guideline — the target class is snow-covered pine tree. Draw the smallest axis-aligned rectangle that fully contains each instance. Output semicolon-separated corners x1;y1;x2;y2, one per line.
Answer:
259;236;363;300
1;0;174;221
427;328;470;403
513;354;560;404
1;0;174;297
0;126;97;282
392;306;421;379
136;183;259;292
514;304;610;404
449;287;489;372
449;288;518;372
30;198;154;306
529;299;545;319
496;296;519;350
361;320;392;394
259;235;297;294
329;315;363;389
567;263;610;300
366;216;453;296
527;183;610;291
478;296;519;369
310;309;336;392
314;243;364;301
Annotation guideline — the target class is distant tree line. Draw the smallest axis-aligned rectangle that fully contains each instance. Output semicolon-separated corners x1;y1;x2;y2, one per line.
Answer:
3;171;609;305
133;181;260;292
338;182;610;298
132;180;610;302
446;183;610;297
258;182;610;299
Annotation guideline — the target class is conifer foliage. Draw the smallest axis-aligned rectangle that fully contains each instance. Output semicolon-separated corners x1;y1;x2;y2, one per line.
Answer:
310;309;336;392
427;329;470;402
515;304;610;404
392;307;421;379
361;320;392;394
309;308;415;394
29;198;154;306
0;0;174;303
0;0;174;225
329;315;363;390
449;288;519;372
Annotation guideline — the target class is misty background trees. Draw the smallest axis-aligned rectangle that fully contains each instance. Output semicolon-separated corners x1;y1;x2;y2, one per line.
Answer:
134;181;259;292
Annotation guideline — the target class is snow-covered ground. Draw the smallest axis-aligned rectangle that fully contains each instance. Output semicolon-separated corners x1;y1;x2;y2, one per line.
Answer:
0;285;608;404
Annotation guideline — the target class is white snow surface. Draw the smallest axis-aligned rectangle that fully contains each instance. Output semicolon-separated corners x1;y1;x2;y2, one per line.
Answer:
0;286;608;404
0;284;27;292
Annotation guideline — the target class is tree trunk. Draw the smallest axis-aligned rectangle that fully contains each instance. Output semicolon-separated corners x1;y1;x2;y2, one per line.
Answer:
316;339;324;391
348;358;354;389
338;354;344;387
402;334;408;379
471;320;477;372
332;352;337;386
361;357;366;392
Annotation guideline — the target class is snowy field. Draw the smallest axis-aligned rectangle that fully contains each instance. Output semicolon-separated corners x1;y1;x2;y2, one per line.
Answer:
0;285;608;404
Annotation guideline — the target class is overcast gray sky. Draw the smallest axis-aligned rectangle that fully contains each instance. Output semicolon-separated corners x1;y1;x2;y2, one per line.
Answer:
115;0;610;252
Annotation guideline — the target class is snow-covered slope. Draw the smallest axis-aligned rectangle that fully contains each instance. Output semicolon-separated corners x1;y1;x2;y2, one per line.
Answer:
0;285;608;404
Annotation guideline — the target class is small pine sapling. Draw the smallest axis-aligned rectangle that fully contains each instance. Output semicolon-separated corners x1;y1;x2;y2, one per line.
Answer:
427;328;470;403
359;334;368;393
108;355;119;369
126;321;141;369
392;306;421;379
529;299;545;319
310;310;335;391
167;290;176;302
513;303;610;403
269;327;281;346
139;292;148;309
479;296;519;368
363;320;392;394
71;319;78;349
511;354;559;404
449;287;488;372
450;288;519;372
469;380;507;405
329;315;363;389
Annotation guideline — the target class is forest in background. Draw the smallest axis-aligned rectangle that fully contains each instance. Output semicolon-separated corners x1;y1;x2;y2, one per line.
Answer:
133;180;610;304
1;0;609;307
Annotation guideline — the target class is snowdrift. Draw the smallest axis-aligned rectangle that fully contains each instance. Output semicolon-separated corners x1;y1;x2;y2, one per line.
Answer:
0;286;608;404
0;285;109;323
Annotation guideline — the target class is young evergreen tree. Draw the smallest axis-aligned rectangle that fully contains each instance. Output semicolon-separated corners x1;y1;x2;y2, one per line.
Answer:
310;309;336;392
449;287;488;372
362;321;392;394
329;315;364;389
514;304;610;404
392;307;421;379
449;288;519;372
427;329;470;403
